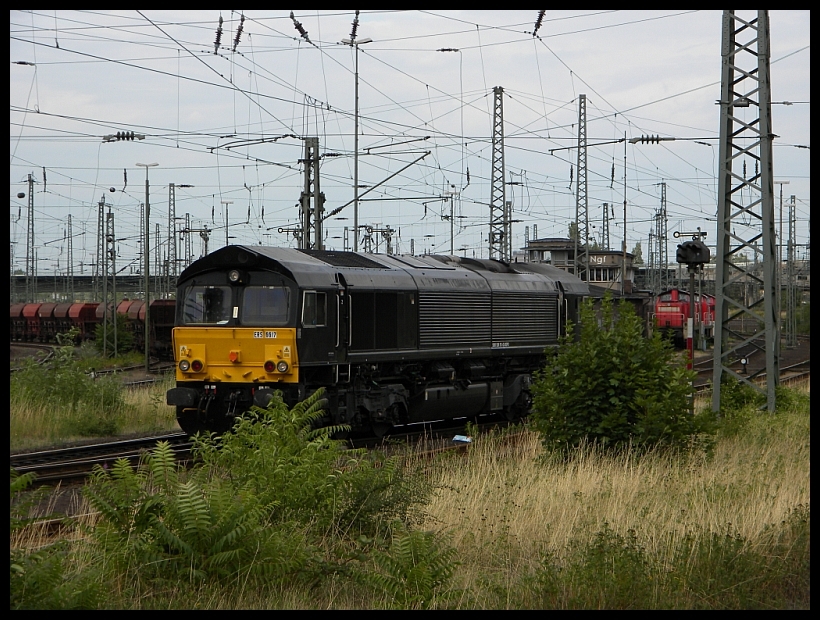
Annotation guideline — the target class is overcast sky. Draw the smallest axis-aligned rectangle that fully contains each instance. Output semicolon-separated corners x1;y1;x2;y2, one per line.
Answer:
10;10;810;276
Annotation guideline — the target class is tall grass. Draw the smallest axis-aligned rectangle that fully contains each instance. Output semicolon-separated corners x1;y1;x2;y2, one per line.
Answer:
418;380;810;608
11;381;809;608
10;370;179;452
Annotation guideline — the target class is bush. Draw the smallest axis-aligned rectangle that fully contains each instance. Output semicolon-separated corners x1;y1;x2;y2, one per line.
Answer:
194;389;431;543
364;526;459;609
530;294;707;453
80;389;434;597
94;312;134;356
11;470;102;609
84;443;309;585
11;342;128;437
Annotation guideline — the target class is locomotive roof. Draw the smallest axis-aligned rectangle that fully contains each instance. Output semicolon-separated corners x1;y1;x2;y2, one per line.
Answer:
178;245;589;295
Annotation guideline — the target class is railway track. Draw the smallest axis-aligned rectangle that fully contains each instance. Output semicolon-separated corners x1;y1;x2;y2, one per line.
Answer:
10;342;56;371
10;416;505;487
10;432;192;484
692;334;810;389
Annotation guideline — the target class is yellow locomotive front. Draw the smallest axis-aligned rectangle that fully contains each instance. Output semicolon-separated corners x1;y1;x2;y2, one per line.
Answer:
167;268;299;434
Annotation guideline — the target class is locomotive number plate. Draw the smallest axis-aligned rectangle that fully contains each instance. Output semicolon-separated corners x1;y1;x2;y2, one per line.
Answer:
253;331;278;338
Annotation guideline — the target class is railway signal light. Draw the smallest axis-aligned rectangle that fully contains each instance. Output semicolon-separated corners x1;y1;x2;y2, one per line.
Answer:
676;239;710;266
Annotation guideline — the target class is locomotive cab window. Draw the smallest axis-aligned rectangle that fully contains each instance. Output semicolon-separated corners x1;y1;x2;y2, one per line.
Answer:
181;285;232;325
241;286;291;326
302;291;326;327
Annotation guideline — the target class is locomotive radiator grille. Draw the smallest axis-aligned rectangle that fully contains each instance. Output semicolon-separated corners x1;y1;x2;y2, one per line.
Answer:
492;292;558;345
419;292;491;347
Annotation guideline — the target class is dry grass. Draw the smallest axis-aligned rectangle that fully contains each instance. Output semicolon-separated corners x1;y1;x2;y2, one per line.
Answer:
11;380;809;609
10;375;180;452
421;380;810;585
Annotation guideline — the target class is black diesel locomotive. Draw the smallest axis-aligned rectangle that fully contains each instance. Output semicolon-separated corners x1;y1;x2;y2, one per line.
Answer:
166;246;588;436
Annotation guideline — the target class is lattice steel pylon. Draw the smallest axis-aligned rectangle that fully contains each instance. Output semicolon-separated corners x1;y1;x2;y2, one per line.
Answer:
66;214;74;301
300;137;325;250
785;195;797;348
167;183;177;295
712;10;779;412
101;208;118;356
573;94;589;281
658;181;668;291
25;174;35;302
489;86;507;261
94;195;105;301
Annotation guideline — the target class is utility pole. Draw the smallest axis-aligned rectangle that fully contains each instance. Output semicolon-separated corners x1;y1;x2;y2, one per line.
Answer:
183;213;192;267
94;195;105;301
155;223;162;298
442;186;457;254
489;86;507;261
574;94;589;281
168;184;193;293
622;132;628;295
136;162;158;372
102;208;117;357
342;19;372;252
785;195;797;347
712;10;778;413
658;181;668;292
168;183;176;291
774;179;789;355
602;203;611;251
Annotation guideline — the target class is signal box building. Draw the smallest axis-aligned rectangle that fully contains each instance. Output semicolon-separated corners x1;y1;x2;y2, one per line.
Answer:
521;237;636;294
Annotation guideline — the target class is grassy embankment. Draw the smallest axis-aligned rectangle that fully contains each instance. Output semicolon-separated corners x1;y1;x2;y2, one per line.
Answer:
10;379;809;609
10;347;179;452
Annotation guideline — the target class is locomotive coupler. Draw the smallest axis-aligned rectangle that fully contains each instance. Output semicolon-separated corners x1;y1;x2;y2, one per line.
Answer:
226;390;240;416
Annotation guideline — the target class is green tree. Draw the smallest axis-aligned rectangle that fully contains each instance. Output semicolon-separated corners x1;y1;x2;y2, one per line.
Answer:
530;294;705;452
94;311;134;356
631;241;643;265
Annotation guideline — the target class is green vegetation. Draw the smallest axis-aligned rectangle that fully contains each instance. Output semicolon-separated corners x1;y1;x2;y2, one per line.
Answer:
10;344;177;451
11;341;129;441
10;374;809;608
93;312;134;356
530;294;710;453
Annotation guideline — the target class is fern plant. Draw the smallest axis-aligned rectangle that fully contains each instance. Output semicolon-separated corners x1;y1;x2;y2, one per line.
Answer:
194;388;430;544
84;441;304;583
11;469;101;609
365;527;459;609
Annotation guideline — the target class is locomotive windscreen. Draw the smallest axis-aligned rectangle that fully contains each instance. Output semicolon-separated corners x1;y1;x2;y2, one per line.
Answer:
181;285;232;325
242;286;291;326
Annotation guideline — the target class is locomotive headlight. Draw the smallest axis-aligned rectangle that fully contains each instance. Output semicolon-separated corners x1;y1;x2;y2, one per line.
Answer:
276;360;289;373
264;360;276;373
179;359;190;372
229;269;241;283
191;359;204;373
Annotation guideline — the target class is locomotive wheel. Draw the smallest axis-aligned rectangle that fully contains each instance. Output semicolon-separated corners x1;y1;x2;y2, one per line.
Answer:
504;391;532;422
